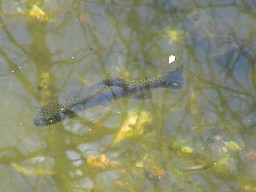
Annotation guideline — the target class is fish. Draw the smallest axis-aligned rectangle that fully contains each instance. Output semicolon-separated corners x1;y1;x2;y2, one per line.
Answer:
34;65;184;126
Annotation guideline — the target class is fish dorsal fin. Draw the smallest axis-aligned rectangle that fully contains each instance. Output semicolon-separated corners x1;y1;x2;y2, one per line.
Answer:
103;77;127;88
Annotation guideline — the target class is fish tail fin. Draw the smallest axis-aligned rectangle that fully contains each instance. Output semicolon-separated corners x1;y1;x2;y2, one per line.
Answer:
163;64;184;89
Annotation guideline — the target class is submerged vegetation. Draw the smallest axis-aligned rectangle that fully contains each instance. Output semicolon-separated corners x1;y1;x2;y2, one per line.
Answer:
0;0;256;191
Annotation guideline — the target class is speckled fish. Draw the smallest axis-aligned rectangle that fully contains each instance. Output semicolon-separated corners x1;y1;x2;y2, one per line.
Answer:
34;65;184;126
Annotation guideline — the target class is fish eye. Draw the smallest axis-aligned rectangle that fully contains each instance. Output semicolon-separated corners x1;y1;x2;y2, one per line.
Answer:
47;118;55;124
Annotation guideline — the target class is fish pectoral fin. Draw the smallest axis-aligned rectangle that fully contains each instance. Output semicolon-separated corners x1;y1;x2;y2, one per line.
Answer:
61;109;77;118
131;91;152;100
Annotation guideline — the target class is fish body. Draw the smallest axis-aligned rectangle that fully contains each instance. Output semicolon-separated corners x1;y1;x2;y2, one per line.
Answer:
34;65;184;126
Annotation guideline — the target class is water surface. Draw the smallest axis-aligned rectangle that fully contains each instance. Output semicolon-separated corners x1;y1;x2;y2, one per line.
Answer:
0;0;256;191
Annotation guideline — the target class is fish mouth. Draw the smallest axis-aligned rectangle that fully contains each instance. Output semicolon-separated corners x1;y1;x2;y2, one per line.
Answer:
34;120;44;126
34;110;51;126
34;118;48;126
34;118;57;126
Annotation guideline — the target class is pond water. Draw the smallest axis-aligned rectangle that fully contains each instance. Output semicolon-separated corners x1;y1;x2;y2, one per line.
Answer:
0;0;256;191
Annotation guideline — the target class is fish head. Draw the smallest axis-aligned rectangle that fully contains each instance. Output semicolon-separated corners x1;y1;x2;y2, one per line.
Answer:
34;99;76;126
34;101;63;126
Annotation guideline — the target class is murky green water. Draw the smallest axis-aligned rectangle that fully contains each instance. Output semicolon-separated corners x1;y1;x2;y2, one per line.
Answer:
0;0;256;191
